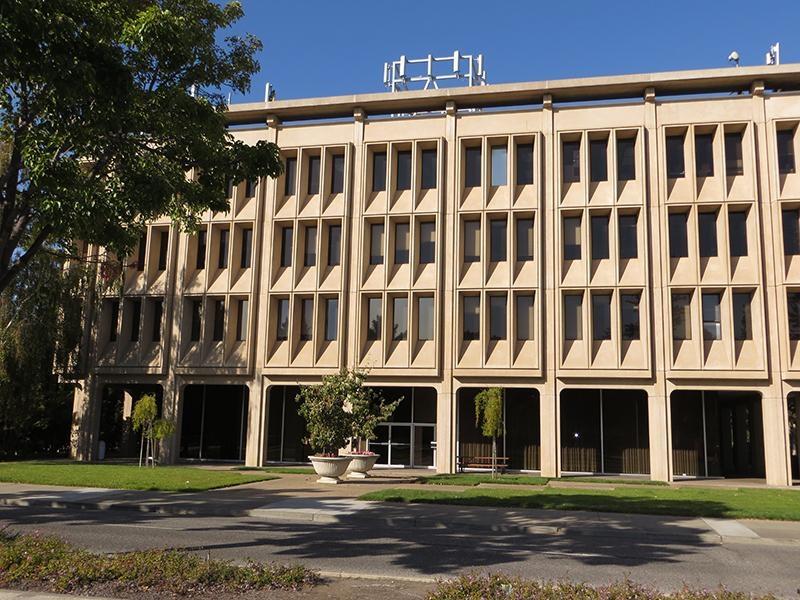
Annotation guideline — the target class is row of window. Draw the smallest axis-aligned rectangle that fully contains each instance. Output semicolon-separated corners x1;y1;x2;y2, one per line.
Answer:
562;212;639;261
283;153;346;197
461;293;536;341
670;291;752;341
561;292;642;342
277;223;341;268
562;135;637;184
193;227;253;271
667;210;748;259
107;298;163;343
186;297;249;343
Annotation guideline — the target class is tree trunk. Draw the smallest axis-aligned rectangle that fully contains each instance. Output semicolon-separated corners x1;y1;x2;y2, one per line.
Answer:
138;432;144;468
492;436;497;480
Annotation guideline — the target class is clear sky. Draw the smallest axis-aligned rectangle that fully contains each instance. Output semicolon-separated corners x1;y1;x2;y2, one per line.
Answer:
228;0;799;102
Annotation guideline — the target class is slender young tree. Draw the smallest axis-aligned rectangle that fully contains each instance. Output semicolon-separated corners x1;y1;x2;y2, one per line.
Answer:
474;387;504;479
0;0;283;293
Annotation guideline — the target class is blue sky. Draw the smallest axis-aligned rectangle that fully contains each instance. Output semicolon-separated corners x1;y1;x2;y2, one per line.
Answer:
229;0;799;102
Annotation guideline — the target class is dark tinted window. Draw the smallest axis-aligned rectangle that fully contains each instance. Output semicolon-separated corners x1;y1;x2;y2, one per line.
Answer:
778;129;796;175
562;140;580;182
419;221;435;264
284;157;297;196
783;209;800;255
591;215;609;260
108;300;119;342
190;299;202;342
421;149;437;189
240;228;252;269
564;294;582;340
463;296;480;341
698;211;718;258
695;133;714;178
372;152;387;192
280;226;293;267
331;154;345;194
516;294;534;341
325;297;338;341
465;147;481;188
728;211;748;257
491;145;507;186
276;299;289;340
370;223;384;265
464;220;480;263
563;216;581;260
157;230;169;270
136;232;147;271
592;294;611;340
725;131;744;176
618;214;638;259
516;142;534;185
130;299;141;342
328;224;341;266
151;299;163;342
668;213;688;258
788;292;800;340
212;299;224;341
307;155;320;194
304;226;317;267
418;296;434;341
671;293;691;341
733;292;751;341
702;293;721;341
516;218;534;261
666;134;685;178
218;228;229;268
396;151;412;191
490;218;507;262
196;230;206;270
589;138;607;182
394;222;409;264
621;294;640;340
392;296;408;341
245;178;257;198
300;298;313;341
367;297;382;341
236;299;248;342
617;137;636;181
489;295;507;341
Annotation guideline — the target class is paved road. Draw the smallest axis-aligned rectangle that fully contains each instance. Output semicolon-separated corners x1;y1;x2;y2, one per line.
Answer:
2;504;800;598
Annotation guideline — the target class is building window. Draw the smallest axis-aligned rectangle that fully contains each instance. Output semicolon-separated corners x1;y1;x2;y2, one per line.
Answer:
592;294;611;341
245;178;257;198
157;230;169;271
564;294;582;341
728;211;748;257
392;296;408;341
109;300;119;342
589;138;607;182
303;226;317;267
782;209;800;255
617;136;636;181
196;229;206;270
240;228;252;269
418;296;434;341
324;297;338;342
590;214;609;260
421;149;437;190
276;299;289;341
370;223;384;265
372;152;387;192
330;154;345;194
695;133;714;178
563;216;581;260
463;295;480;341
733;292;752;341
516;293;534;341
190;299;202;342
394;222;409;264
226;179;235;198
236;299;248;342
136;232;147;271
142;299;159;343
788;292;800;340
367;297;382;341
300;298;313;341
489;294;507;341
516;142;534;185
212;299;224;342
621;293;640;340
490;145;507;186
778;129;796;175
725;131;744;176
618;213;638;259
464;220;480;263
698;211;718;258
284;157;297;196
307;155;321;195
218;228;229;269
516;217;534;262
490;218;507;262
280;226;293;267
666;134;685;178
465;146;481;188
668;213;688;258
328;223;341;266
396;150;412;191
562;140;580;183
702;293;721;341
671;293;691;341
419;221;435;264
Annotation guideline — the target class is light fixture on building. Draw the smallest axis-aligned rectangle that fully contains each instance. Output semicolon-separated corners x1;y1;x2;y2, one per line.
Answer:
727;51;740;67
766;43;780;66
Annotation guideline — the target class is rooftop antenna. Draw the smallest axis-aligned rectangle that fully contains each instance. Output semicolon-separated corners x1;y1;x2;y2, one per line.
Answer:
727;51;740;67
766;43;780;65
265;82;276;103
383;50;487;92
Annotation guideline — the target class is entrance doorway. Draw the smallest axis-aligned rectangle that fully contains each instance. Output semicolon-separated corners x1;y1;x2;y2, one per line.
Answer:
180;385;248;461
266;386;310;463
786;394;798;482
671;390;765;478
368;387;437;468
99;384;163;459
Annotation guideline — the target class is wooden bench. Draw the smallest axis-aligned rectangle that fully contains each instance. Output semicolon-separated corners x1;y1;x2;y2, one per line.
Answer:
456;456;510;473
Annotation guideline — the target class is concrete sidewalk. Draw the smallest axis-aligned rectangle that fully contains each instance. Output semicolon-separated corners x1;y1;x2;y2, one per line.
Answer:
3;474;800;547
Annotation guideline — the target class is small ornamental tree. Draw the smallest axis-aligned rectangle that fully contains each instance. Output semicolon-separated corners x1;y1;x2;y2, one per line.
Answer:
296;371;354;457
131;394;175;467
347;369;400;454
474;387;504;479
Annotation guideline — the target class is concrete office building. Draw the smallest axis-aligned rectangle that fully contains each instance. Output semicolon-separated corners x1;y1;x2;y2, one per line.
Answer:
70;64;800;486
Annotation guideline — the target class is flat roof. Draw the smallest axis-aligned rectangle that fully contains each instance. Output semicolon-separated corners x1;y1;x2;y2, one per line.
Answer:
225;64;800;126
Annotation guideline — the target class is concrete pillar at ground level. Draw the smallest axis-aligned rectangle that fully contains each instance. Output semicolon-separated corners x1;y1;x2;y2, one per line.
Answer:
245;379;264;467
70;376;100;461
160;379;180;465
436;390;455;473
761;395;791;486
647;395;670;482
539;391;558;478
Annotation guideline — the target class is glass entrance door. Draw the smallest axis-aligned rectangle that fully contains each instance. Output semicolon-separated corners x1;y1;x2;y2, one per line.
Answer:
371;423;435;467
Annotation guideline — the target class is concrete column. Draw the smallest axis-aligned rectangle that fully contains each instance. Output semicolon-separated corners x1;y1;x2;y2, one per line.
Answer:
436;386;455;473
159;377;180;464
647;394;670;481
245;378;265;466
539;389;558;477
70;375;101;461
762;395;791;486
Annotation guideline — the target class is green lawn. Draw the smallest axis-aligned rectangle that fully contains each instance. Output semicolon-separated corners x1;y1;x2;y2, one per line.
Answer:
420;473;549;486
360;485;800;521
0;461;276;492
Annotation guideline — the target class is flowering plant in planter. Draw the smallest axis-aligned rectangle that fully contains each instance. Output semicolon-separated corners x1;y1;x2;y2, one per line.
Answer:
296;371;354;457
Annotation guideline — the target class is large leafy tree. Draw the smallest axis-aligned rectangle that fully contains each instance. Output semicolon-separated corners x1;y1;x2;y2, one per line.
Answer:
0;0;282;292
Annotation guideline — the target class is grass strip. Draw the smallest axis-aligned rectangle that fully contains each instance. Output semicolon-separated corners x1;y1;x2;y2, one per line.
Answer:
0;531;318;595
0;461;275;492
420;473;549;486
360;485;800;521
429;573;776;600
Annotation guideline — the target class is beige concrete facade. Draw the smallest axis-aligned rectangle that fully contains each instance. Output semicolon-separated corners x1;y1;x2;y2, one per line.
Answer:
72;65;800;486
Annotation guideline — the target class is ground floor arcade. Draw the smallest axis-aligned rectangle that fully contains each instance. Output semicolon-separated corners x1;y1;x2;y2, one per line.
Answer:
71;377;799;486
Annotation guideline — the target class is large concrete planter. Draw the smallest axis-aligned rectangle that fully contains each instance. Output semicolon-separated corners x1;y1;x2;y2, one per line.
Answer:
345;453;379;479
309;455;352;484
